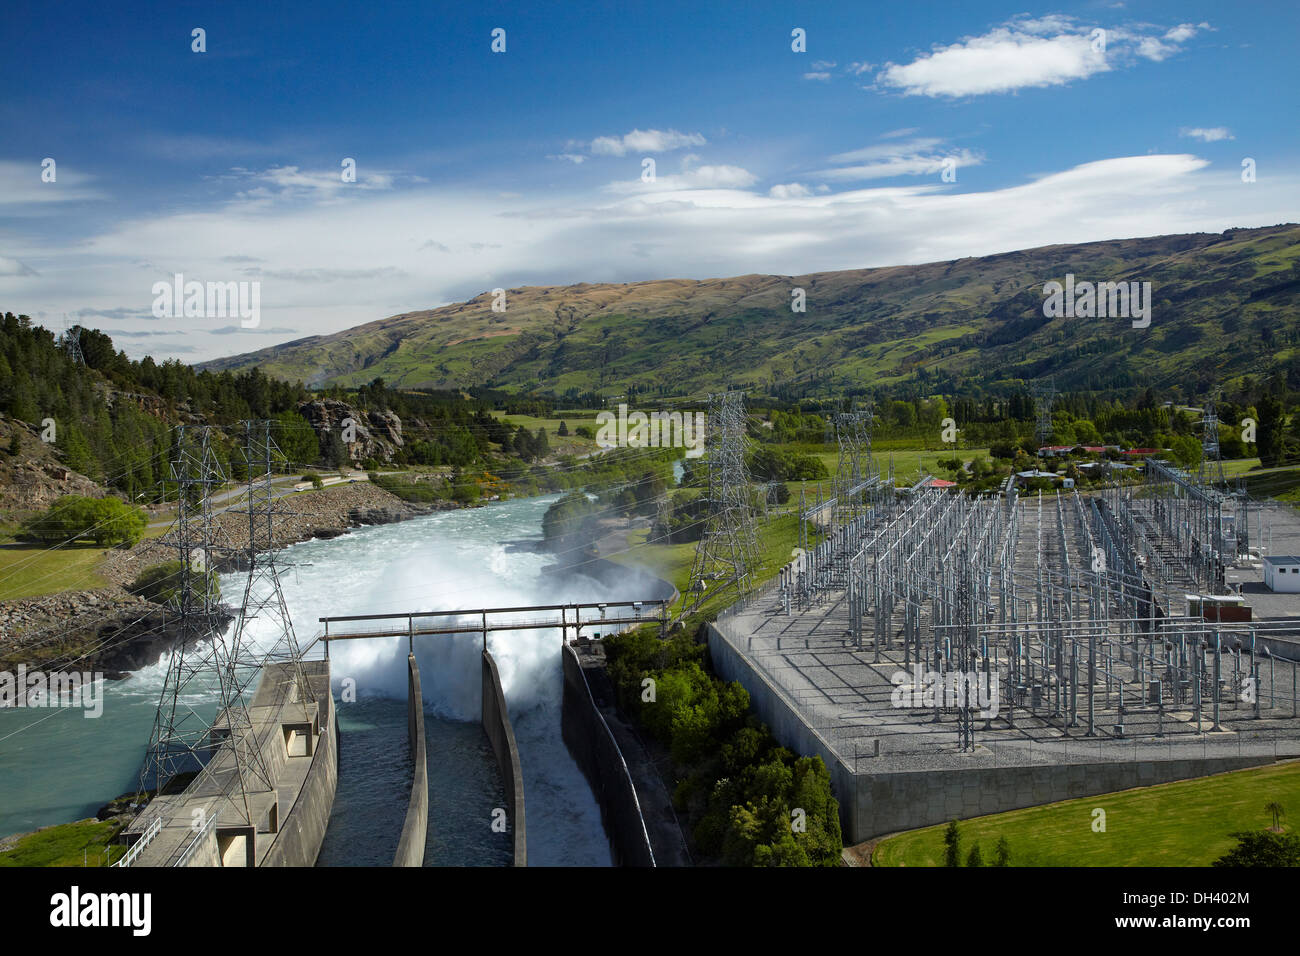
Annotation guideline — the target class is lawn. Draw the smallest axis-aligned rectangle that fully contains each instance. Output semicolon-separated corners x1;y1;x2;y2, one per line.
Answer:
780;444;992;489
872;759;1300;867
0;542;114;600
0;818;126;867
0;523;167;601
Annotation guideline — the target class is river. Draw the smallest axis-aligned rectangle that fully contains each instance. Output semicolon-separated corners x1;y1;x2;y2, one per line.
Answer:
0;493;653;866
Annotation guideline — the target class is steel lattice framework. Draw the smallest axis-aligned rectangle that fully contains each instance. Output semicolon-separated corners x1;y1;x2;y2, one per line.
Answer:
61;316;83;366
231;420;314;699
828;405;878;524
684;391;759;614
1197;393;1227;488
140;422;311;826
1031;377;1056;450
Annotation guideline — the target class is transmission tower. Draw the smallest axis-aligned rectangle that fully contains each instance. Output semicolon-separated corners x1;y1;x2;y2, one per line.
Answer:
829;404;876;523
1031;377;1056;450
684;392;759;614
230;420;314;700
1196;393;1226;488
61;315;83;366
140;425;276;827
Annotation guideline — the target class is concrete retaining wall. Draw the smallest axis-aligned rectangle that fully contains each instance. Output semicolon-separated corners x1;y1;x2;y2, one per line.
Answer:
261;667;338;867
561;643;656;866
482;649;526;866
851;755;1276;840
708;623;1279;843
393;653;428;867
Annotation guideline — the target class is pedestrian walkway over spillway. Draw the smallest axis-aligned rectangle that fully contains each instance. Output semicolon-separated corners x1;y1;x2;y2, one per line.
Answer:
313;600;670;646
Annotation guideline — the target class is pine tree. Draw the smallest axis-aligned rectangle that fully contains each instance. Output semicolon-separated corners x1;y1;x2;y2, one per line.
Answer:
993;836;1011;867
943;820;961;867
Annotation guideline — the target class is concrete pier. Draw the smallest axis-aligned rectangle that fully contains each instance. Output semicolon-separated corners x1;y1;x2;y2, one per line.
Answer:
482;648;526;866
393;653;428;867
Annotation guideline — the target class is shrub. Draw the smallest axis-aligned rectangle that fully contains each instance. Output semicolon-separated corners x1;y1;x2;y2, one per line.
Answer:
19;495;145;547
128;559;220;606
604;624;841;867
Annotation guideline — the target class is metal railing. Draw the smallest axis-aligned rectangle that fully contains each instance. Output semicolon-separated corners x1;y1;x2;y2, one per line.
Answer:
111;814;162;868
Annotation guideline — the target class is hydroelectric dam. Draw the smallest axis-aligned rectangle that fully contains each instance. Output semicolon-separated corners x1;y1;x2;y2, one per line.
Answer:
111;489;684;869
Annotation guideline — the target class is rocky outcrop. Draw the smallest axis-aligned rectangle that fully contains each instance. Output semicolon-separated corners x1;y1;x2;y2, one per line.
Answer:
0;415;105;521
0;589;231;677
296;399;403;464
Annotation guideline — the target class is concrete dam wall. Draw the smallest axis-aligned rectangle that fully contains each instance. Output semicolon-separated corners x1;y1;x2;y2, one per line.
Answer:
125;660;338;867
561;642;657;866
482;648;527;866
261;666;338;868
393;653;429;867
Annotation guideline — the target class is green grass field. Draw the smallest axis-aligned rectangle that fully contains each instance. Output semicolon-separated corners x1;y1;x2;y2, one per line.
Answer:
493;410;603;455
0;523;168;601
608;511;801;622
872;759;1300;867
0;542;114;600
0;818;125;867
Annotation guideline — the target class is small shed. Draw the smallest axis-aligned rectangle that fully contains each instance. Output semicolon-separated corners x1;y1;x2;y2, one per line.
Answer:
1263;556;1300;593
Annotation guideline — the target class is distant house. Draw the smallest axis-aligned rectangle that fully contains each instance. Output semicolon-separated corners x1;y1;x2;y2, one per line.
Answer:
1015;469;1064;487
1263;556;1300;593
1037;445;1075;457
1122;447;1163;458
908;474;958;493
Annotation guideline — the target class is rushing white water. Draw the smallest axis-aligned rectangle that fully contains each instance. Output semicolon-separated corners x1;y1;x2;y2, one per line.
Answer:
0;494;652;864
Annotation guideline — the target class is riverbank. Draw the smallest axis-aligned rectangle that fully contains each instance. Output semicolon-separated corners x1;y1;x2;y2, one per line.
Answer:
0;482;439;672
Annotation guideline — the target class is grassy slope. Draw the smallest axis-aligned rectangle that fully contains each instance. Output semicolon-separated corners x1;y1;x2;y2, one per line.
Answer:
873;760;1300;867
0;819;126;867
198;225;1300;397
607;510;801;622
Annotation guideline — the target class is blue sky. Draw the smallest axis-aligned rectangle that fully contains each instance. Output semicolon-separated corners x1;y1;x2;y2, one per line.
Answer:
2;0;1297;362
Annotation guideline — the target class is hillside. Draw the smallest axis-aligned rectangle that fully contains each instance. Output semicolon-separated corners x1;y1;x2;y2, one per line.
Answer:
198;224;1300;398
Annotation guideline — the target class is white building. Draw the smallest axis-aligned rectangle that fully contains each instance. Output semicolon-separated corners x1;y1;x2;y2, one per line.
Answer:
1263;556;1300;593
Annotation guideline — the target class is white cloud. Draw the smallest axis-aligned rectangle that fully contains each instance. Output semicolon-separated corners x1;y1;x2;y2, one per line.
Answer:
589;129;707;156
4;152;1294;364
0;256;38;277
877;27;1108;96
815;139;983;181
548;153;587;164
1180;127;1234;142
228;164;398;202
0;161;106;208
875;17;1207;97
605;164;759;193
803;72;832;81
